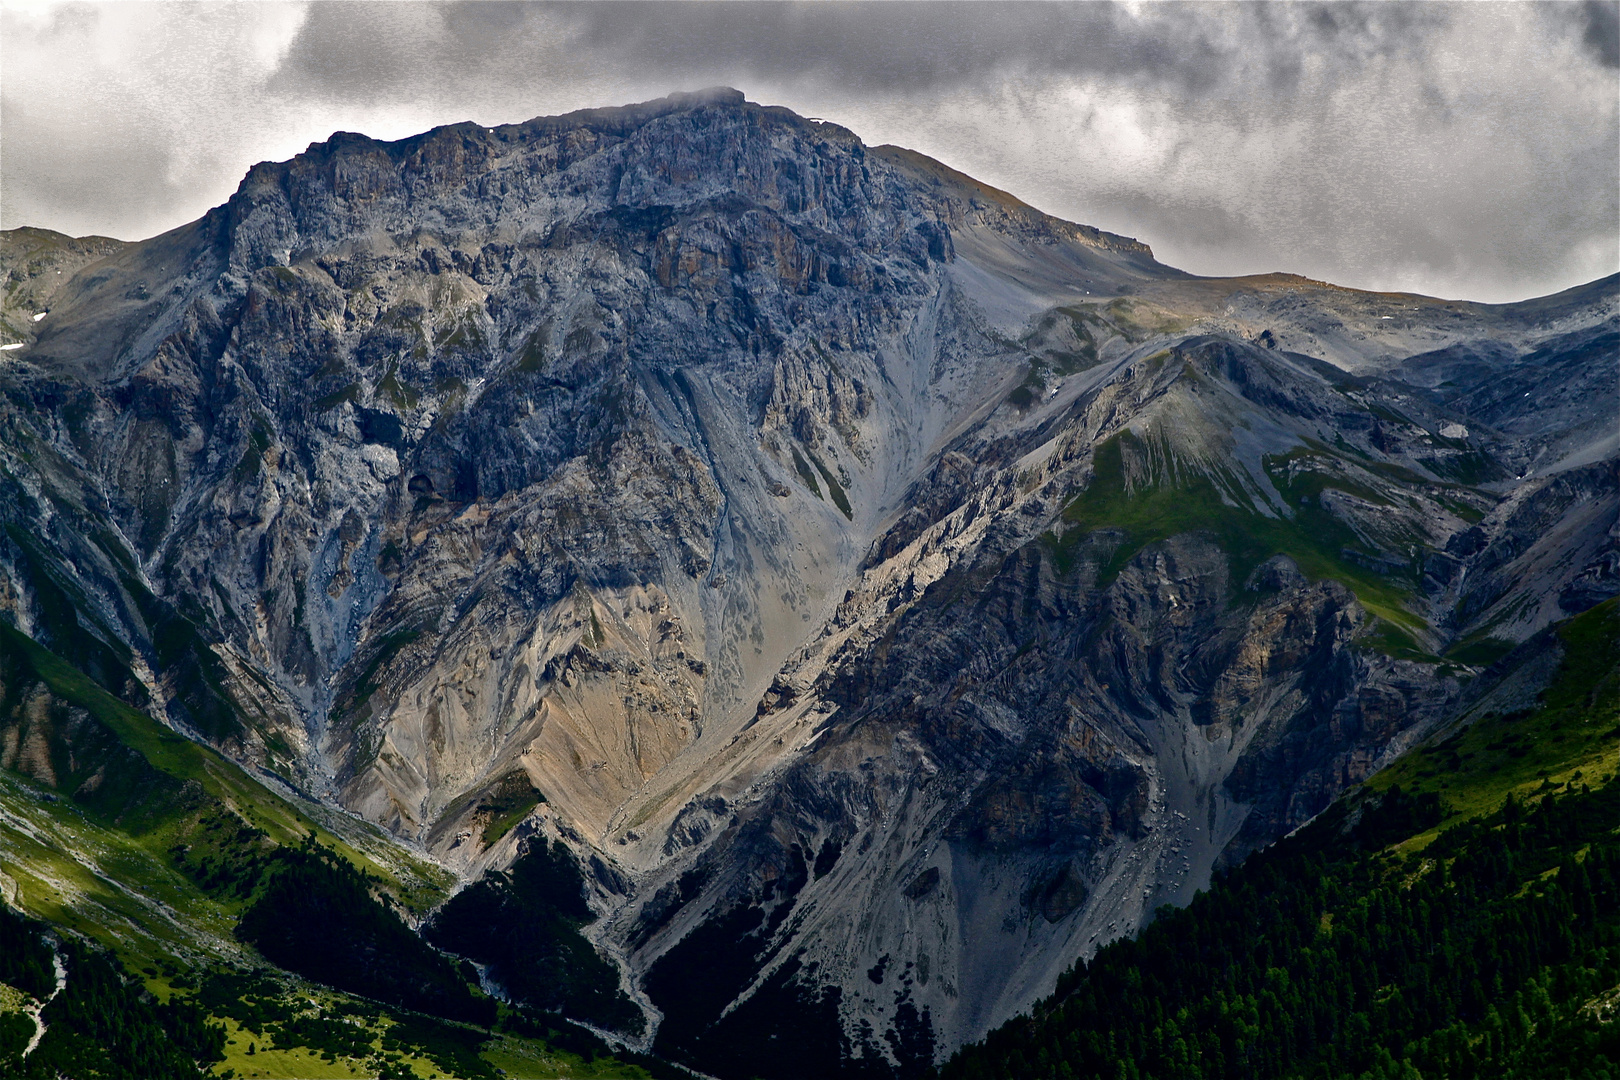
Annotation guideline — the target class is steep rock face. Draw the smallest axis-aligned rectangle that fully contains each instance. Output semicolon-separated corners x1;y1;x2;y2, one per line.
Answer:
616;338;1498;1068
0;90;1615;1073
9;88;1135;823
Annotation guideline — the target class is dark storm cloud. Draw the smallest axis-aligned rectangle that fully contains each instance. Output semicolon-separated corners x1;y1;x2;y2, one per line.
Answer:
271;2;1443;103
2;2;1615;304
1581;0;1620;66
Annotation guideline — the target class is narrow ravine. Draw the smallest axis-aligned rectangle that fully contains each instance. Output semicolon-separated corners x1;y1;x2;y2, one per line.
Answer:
20;940;64;1060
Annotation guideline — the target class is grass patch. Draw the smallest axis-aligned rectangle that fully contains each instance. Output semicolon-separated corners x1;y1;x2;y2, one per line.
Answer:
1049;312;1103;372
478;771;544;848
1443;635;1517;668
434;320;485;355
216;1013;378;1079
1365;459;1433;486
233;419;273;483
480;1030;653;1079
1059;298;1187;343
515;329;549;373
1046;432;1425;635
315;355;349;380
342;627;424;718
1370;598;1620;838
806;451;852;519
1366;402;1416;426
1265;445;1391;506
378;363;419;411
1363;620;1440;663
1421;451;1503;485
1435;492;1486;524
204;982;659;1079
315;383;361;411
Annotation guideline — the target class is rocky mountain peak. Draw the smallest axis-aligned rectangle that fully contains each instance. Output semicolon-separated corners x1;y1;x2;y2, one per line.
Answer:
215;86;1154;281
0;89;1614;1079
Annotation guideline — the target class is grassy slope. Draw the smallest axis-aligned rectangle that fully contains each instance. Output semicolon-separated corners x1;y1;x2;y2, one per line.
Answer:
0;624;666;1078
201;991;651;1080
1046;431;1428;641
0;769;243;973
0;622;449;909
1369;597;1620;844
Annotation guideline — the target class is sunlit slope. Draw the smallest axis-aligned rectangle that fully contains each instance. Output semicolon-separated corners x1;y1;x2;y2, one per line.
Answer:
0;628;685;1077
1370;597;1620;831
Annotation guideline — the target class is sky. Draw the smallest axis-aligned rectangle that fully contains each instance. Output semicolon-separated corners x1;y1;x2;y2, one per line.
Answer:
1;1;1615;304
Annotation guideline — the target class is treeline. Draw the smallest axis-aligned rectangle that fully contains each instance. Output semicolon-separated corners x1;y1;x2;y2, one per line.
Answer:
940;779;1620;1080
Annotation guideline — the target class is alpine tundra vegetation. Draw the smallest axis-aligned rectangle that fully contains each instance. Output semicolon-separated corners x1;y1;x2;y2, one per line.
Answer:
0;89;1615;1079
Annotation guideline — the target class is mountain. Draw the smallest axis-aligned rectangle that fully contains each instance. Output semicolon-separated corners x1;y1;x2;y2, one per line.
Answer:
1;87;1615;1077
942;597;1620;1080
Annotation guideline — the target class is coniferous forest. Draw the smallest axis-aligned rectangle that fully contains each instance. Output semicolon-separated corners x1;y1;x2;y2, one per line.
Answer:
941;781;1620;1080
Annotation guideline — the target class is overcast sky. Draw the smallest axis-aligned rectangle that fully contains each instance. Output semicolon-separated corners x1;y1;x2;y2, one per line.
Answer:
2;1;1615;303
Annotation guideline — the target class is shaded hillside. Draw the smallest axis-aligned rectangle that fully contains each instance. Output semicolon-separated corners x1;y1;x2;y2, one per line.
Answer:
943;599;1620;1079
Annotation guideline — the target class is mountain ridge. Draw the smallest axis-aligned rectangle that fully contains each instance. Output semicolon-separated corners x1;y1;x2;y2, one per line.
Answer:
1;88;1614;1077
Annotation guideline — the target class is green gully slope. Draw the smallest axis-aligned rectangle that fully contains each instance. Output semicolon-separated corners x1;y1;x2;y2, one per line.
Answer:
1046;427;1433;648
0;624;680;1078
0;620;455;964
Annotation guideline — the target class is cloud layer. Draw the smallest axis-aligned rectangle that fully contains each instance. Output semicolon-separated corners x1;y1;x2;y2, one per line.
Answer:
3;1;1615;302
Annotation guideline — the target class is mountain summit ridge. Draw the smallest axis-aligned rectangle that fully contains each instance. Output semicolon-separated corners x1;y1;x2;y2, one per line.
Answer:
0;89;1615;1077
